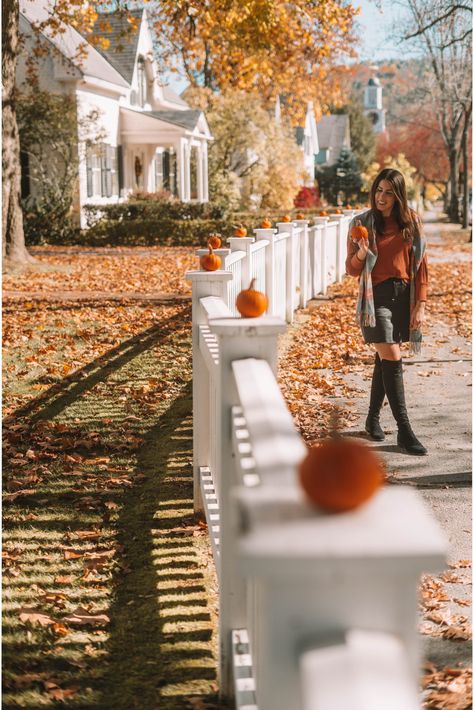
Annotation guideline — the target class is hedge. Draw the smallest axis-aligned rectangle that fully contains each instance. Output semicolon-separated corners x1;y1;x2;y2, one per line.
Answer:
63;201;359;248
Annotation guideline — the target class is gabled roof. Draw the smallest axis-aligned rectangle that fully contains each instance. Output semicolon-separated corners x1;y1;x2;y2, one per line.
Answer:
145;109;204;131
19;0;128;88
316;114;350;151
88;10;143;84
163;86;189;108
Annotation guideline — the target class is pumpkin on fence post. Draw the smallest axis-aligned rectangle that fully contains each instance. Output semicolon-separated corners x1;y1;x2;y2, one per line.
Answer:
236;279;269;318
260;218;272;229
280;214;291;223
207;233;222;249
299;417;384;513
233;224;248;237
295;212;305;220
200;245;221;271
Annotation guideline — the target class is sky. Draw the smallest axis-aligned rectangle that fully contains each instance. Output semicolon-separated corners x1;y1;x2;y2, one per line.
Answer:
165;0;417;93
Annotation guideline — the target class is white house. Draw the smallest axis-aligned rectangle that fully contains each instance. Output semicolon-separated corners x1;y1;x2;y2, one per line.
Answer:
364;76;386;134
295;101;320;185
315;114;351;167
17;2;213;225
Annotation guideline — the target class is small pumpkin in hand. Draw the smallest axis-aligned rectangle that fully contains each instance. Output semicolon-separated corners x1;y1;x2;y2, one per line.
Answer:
200;245;221;272
319;210;328;217
260;218;272;229
295;212;305;220
299;436;384;513
351;222;369;243
236;278;268;318
234;224;247;237
207;233;222;249
280;214;291;222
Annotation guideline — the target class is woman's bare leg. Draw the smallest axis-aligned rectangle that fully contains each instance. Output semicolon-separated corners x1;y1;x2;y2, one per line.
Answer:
374;343;401;361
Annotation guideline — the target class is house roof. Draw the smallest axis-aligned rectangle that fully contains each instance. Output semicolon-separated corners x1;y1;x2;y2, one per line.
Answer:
88;10;143;83
163;86;189;108
316;114;350;151
145;109;204;130
19;0;128;88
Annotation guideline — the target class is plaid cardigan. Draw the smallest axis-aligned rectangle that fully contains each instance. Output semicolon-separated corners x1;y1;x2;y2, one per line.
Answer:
347;209;427;354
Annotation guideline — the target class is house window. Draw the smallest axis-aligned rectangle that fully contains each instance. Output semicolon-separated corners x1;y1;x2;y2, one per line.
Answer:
154;152;163;190
86;144;119;198
315;148;328;165
137;57;146;107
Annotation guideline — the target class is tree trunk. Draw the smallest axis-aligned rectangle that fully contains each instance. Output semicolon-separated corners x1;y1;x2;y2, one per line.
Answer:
447;146;459;222
2;0;32;269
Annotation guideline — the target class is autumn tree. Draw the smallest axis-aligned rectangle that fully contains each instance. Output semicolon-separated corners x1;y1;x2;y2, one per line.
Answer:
193;89;303;210
399;0;472;222
2;0;129;270
150;0;360;124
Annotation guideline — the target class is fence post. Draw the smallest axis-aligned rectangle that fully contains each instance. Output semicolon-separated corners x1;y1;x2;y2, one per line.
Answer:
276;221;295;323
208;316;287;703
295;219;310;307
314;216;328;295
255;228;276;315
331;213;346;282
228;236;254;288
185;269;234;516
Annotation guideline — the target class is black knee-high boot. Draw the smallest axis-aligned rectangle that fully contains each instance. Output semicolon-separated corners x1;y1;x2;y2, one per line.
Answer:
365;354;385;441
380;358;427;455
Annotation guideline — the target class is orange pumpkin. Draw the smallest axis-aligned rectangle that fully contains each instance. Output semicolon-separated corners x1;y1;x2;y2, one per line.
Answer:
334;208;342;214
319;210;328;217
299;436;384;513
351;223;369;242
345;204;352;209
236;278;268;318
260;218;272;229
234;225;248;238
296;212;305;220
207;233;222;249
280;214;291;222
200;245;221;272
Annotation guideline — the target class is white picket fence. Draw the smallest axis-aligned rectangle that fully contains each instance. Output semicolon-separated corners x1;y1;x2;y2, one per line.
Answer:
186;214;447;710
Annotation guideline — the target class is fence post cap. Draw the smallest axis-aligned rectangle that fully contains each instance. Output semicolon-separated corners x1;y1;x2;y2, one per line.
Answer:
227;236;255;245
209;316;287;336
185;269;234;282
314;216;329;224
254;228;277;236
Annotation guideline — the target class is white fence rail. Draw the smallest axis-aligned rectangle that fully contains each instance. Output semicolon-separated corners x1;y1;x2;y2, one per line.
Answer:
187;215;447;709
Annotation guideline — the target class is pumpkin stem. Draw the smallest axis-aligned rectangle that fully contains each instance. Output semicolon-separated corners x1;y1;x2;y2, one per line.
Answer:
208;244;214;254
248;278;256;290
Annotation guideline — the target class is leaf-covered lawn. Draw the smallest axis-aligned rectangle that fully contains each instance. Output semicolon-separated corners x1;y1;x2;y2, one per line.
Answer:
3;246;197;296
3;249;219;709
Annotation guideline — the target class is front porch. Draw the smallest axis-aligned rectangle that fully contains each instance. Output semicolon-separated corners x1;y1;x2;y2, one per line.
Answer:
120;107;211;202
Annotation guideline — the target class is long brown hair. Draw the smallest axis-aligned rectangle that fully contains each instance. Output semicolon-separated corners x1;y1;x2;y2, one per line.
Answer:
370;168;419;241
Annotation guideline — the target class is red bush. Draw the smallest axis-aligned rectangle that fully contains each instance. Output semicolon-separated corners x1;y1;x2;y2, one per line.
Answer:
294;186;320;208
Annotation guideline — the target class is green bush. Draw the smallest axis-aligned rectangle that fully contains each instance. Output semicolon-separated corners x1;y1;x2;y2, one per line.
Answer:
67;201;354;248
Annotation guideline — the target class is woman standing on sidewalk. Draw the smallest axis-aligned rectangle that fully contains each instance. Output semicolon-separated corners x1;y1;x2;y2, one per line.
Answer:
345;168;428;456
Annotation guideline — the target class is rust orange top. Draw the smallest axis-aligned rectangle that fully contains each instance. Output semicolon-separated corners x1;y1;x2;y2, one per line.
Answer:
346;214;428;301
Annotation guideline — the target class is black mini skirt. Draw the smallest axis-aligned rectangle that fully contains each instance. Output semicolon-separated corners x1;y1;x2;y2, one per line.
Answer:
362;278;410;344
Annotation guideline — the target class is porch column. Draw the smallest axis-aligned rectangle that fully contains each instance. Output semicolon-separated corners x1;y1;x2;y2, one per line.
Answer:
197;142;204;202
184;140;191;202
202;141;209;202
178;138;187;202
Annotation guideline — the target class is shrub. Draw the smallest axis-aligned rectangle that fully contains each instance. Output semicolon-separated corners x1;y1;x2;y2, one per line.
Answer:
294;186;320;208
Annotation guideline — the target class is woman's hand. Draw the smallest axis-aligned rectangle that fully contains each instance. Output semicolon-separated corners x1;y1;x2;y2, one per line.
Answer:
355;236;369;261
410;301;426;330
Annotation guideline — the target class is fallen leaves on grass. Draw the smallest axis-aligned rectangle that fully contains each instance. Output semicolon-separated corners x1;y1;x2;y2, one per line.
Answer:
62;606;110;626
18;607;55;627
